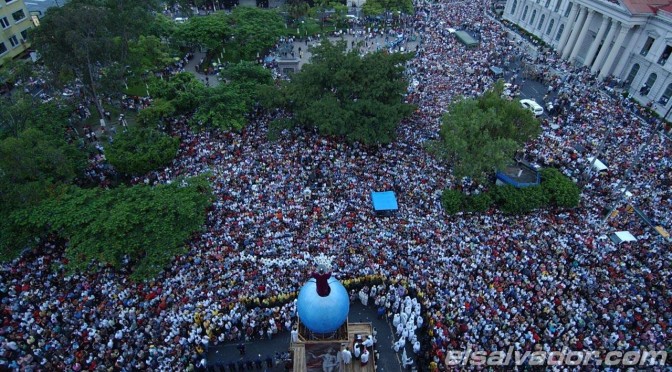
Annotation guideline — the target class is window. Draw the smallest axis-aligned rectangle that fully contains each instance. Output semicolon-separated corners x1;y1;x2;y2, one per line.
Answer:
554;0;562;12
11;9;25;22
8;35;18;47
640;73;657;96
625;63;639;87
522;6;528;21
531;10;537;25
511;0;517;15
20;29;27;41
555;24;564;41
564;2;572;17
0;17;8;29
640;37;654;56
659;83;672;105
545;0;551;7
658;45;671;65
538;14;545;30
0;42;6;55
546;19;555;35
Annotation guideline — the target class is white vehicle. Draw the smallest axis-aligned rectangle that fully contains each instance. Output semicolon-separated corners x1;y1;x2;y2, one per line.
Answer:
520;99;544;116
174;17;188;24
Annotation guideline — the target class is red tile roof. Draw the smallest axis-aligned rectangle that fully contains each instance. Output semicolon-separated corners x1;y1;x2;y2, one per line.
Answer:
620;0;672;14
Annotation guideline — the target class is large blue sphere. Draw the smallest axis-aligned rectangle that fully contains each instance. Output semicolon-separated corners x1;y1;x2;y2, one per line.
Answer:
297;277;349;333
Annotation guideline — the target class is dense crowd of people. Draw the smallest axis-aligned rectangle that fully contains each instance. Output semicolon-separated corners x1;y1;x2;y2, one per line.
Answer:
2;0;671;370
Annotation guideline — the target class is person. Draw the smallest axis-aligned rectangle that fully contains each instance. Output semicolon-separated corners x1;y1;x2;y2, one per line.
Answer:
237;343;245;356
362;335;373;348
353;342;361;360
291;327;299;343
308;348;338;372
341;346;352;365
360;348;369;366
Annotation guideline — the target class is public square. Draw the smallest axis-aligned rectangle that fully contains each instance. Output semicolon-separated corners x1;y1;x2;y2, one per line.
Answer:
1;0;671;371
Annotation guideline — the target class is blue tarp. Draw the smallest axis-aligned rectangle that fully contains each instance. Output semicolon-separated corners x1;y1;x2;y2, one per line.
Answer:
371;191;399;211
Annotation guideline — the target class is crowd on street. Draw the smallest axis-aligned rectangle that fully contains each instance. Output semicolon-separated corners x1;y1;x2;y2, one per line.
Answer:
1;0;671;370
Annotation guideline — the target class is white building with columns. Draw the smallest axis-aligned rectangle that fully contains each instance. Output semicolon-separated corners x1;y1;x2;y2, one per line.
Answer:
503;0;672;118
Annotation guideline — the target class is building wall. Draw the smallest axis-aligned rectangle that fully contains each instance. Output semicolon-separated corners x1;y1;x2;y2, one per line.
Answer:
0;0;34;67
504;0;672;118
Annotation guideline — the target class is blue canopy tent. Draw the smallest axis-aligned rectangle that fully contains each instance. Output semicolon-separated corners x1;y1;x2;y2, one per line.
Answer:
371;191;399;216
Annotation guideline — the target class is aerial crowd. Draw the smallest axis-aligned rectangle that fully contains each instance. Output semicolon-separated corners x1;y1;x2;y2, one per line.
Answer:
1;0;671;370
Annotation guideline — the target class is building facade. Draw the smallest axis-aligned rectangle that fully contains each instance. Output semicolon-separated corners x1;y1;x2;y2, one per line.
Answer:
0;0;33;67
503;0;672;118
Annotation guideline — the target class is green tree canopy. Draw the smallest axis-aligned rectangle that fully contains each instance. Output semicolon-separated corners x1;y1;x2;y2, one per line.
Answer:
127;35;174;78
229;7;285;60
0;128;86;213
541;168;581;208
0;93;73;139
10;176;213;280
193;83;249;130
429;81;541;182
174;12;231;50
136;98;177;127
362;0;413;16
106;127;180;175
148;72;206;114
272;39;414;145
31;0;159;122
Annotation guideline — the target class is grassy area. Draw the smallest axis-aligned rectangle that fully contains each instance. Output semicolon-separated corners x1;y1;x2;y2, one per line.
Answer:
123;81;149;97
74;101;138;135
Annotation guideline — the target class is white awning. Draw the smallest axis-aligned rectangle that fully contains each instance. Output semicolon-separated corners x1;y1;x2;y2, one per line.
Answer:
587;157;608;172
610;231;637;244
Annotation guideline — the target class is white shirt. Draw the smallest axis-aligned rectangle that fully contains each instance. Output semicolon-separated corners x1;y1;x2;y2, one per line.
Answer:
341;349;352;364
361;350;369;364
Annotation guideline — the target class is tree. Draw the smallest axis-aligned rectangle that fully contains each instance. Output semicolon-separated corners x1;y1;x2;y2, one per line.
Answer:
441;189;464;214
127;35;174;78
0;94;73;139
494;185;548;215
13;176;213;280
193;83;249;131
229;7;285;61
221;60;274;105
106;0;160;62
541;168;581;208
174;13;231;50
31;1;114;124
428;81;540;182
106;127;180;175
136;98;177;127
285;0;310;22
272;40;414;145
0;128;86;213
148;72;206;114
362;0;413;16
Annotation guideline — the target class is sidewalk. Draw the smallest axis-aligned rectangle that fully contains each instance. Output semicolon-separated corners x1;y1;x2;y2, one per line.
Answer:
184;51;221;88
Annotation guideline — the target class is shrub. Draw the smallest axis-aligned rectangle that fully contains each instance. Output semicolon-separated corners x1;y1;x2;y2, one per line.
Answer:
441;189;464;214
494;184;548;215
107;127;179;176
541;168;580;208
464;192;494;212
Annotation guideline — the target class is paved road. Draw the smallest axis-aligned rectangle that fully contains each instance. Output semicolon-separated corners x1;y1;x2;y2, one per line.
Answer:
206;301;415;371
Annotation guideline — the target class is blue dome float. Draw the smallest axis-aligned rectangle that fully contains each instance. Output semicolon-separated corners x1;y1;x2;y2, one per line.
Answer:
297;271;349;334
